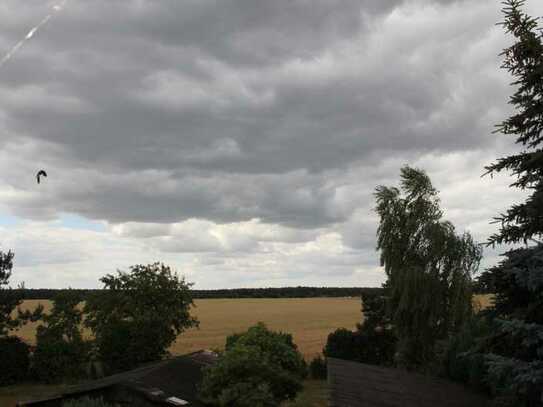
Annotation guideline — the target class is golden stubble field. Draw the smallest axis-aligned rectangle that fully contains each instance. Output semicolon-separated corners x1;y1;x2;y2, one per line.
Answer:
15;294;493;360
16;297;363;359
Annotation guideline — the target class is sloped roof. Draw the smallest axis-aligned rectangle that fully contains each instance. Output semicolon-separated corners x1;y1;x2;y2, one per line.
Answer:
18;350;218;407
327;357;490;407
121;350;218;406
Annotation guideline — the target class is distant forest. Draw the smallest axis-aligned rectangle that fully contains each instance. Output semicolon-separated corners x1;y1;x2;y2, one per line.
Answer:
17;286;383;300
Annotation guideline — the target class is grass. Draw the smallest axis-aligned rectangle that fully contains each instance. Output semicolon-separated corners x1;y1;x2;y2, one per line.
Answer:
0;383;68;407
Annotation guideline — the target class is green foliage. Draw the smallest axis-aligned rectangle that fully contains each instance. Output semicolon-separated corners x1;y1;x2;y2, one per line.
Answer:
199;323;306;406
17;286;384;300
451;247;543;405
323;292;396;367
375;166;482;368
225;323;307;379
0;250;42;337
357;292;396;366
458;2;543;405
479;245;543;322
484;0;543;246
84;263;198;372
323;329;359;361
0;336;29;385
444;317;491;393
482;318;543;406
323;326;396;367
309;355;327;380
449;246;543;405
32;290;89;383
32;339;89;383
62;396;117;407
37;290;85;343
0;250;41;385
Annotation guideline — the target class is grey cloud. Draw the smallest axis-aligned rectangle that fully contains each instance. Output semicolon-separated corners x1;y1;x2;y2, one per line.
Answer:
1;0;542;288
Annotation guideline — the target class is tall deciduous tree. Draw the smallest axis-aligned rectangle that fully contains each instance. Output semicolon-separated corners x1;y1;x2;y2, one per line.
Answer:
375;166;482;368
84;263;198;372
33;290;89;382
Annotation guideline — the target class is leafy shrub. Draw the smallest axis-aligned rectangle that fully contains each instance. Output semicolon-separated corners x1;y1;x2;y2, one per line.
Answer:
323;292;396;367
324;326;396;366
62;396;116;407
225;323;307;379
199;323;306;406
0;336;29;385
309;355;327;380
444;317;490;392
358;328;396;366
32;336;89;383
200;348;280;407
323;328;359;361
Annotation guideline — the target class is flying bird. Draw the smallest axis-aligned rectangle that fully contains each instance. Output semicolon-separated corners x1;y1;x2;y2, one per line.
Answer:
36;170;47;184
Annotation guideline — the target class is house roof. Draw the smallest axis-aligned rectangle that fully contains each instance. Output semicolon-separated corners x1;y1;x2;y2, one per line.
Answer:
327;357;490;407
18;350;218;407
120;350;218;406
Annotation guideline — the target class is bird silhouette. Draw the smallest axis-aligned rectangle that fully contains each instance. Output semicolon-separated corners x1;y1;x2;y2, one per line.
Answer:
36;170;47;184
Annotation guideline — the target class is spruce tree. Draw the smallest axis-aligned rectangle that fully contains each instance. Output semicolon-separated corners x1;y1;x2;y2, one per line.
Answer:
485;0;543;246
473;1;543;405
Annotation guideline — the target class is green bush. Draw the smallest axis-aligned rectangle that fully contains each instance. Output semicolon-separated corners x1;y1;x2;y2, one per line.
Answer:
324;326;396;367
323;328;359;361
62;396;116;407
199;323;306;406
225;323;307;379
309;355;327;380
0;336;29;385
444;317;490;392
323;293;396;368
32;336;89;383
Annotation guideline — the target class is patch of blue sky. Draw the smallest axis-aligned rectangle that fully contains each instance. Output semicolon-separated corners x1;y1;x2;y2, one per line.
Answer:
0;213;21;227
58;213;106;232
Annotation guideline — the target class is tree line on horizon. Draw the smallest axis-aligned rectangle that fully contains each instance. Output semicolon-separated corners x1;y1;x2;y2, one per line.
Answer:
15;286;384;300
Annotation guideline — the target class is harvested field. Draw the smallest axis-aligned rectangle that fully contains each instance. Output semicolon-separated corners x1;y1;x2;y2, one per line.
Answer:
14;295;493;360
16;297;362;359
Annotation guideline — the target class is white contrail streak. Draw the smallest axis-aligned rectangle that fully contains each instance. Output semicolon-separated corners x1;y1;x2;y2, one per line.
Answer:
0;1;68;69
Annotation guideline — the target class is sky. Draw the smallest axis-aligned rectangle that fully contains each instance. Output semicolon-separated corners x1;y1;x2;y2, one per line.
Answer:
0;0;541;289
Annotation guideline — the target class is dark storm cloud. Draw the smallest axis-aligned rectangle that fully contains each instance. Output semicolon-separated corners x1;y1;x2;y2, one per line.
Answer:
0;0;535;230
